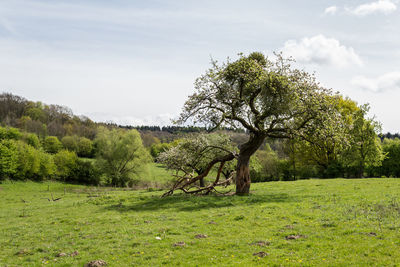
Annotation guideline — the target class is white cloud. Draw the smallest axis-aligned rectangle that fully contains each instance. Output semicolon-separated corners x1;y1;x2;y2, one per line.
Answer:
351;71;400;92
282;35;363;68
348;0;397;16
324;6;338;15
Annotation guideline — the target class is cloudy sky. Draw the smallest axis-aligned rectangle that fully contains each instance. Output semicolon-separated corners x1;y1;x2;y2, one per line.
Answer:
0;0;399;132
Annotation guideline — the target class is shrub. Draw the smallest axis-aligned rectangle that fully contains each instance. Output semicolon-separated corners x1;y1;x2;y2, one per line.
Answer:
53;150;78;180
71;159;100;185
77;137;93;157
0;139;18;179
37;151;56;180
43;136;62;153
61;135;79;152
0;126;22;140
14;141;40;180
24;133;41;149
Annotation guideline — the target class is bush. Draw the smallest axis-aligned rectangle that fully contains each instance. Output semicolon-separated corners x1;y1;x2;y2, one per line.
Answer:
53;150;78;180
24;133;41;148
1;139;56;181
14;141;40;180
37;151;56;180
0;139;18;179
61;135;79;151
0;127;22;140
77;137;93;157
71;159;100;185
250;146;283;182
43;136;62;154
150;142;172;159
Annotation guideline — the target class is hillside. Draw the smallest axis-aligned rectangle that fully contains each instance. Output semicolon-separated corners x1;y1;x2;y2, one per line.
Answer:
1;179;400;266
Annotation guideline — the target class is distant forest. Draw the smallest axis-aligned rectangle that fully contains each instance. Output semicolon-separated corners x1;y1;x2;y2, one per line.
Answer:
0;92;245;140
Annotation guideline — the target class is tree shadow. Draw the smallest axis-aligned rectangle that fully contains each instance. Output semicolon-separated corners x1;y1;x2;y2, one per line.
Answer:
103;191;297;213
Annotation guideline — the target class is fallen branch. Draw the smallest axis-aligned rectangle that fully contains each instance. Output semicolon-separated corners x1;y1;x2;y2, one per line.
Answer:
162;153;235;197
42;193;62;202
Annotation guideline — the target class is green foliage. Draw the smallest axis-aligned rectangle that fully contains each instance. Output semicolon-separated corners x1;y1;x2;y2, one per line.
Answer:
14;141;41;180
341;105;384;177
77;137;93;157
25;107;46;122
378;138;400;177
37;151;56;179
150;142;173;159
0;139;18;179
23;133;41;149
0;126;22;140
95;127;151;187
61;135;79;151
0;139;55;181
43;136;62;154
250;144;282;182
157;133;237;186
53;150;78;180
61;135;94;157
71;159;100;185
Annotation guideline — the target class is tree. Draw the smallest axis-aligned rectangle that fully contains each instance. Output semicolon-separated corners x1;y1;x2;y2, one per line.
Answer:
251;144;282;182
177;52;335;195
293;96;357;177
53;150;78;180
342;105;384;177
158;133;237;194
43;136;62;154
94;127;150;187
77;137;93;157
379;139;400;177
24;133;41;149
61;135;79;152
0;139;18;179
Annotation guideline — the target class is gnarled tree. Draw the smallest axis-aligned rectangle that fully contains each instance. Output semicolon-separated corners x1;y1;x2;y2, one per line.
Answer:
177;52;336;195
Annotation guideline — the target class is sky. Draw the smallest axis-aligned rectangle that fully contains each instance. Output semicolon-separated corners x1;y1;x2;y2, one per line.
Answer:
0;0;399;132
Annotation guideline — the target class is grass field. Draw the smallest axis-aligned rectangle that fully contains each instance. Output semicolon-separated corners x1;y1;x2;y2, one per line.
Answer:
2;178;400;266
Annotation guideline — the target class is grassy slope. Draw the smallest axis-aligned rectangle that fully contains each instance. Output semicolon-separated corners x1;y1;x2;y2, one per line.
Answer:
1;179;400;266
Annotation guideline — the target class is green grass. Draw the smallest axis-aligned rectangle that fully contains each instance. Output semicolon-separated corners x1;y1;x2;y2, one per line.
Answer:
2;178;400;266
136;163;176;188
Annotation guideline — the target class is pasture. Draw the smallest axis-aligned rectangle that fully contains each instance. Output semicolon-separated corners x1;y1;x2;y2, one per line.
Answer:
1;178;400;266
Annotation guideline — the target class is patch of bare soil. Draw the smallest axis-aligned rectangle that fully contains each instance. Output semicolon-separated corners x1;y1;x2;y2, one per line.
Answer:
253;251;269;257
285;234;306;240
173;242;186;247
15;249;32;256
84;260;107;267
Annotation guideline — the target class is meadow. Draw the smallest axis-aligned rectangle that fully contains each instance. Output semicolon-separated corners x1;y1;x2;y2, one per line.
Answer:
2;177;400;266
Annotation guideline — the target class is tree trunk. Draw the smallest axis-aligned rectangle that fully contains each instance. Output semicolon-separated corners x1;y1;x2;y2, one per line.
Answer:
199;177;205;187
358;164;364;178
235;133;265;195
236;155;251;195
